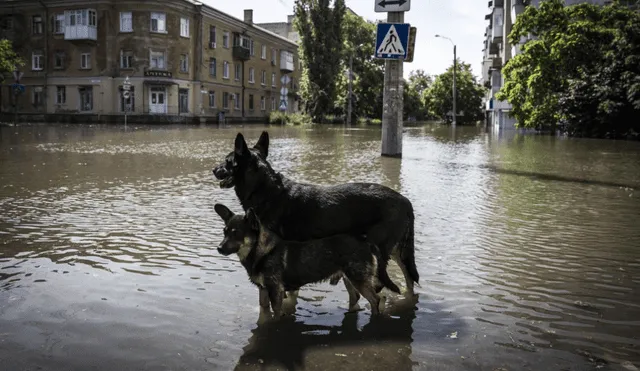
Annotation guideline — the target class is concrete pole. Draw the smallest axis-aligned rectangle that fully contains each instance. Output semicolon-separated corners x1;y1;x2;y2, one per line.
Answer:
381;11;404;158
452;45;457;126
347;53;353;126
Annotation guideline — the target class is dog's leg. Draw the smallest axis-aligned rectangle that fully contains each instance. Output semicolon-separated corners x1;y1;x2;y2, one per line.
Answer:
343;277;362;312
352;281;381;316
267;284;285;318
259;287;271;313
394;255;415;297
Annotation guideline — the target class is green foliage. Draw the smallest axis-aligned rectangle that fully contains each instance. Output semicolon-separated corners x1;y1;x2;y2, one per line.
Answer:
403;69;433;120
424;60;485;124
294;0;346;122
0;39;23;78
268;111;312;126
497;0;640;138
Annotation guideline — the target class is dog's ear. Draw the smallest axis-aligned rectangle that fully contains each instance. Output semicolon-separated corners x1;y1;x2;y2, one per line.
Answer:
245;208;260;230
214;203;234;224
253;131;269;158
234;133;250;157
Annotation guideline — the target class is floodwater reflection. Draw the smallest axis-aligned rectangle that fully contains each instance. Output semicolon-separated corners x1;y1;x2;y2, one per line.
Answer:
1;123;639;370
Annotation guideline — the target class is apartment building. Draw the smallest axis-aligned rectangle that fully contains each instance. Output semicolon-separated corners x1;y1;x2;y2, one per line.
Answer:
0;0;301;123
481;0;608;129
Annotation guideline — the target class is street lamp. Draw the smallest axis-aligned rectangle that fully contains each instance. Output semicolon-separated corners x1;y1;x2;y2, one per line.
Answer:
435;34;457;126
123;76;131;127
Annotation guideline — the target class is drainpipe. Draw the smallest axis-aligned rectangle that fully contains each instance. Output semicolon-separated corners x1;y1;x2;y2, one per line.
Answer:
37;0;48;115
241;60;245;118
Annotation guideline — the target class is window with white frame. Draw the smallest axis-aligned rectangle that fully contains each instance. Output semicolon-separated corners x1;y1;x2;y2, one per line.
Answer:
271;48;276;64
56;86;66;105
235;64;241;81
32;51;43;71
32;87;43;107
150;50;165;69
150;12;166;33
260;96;265;111
250;40;255;56
180;17;189;37
120;50;133;68
209;57;216;77
261;70;266;85
222;92;229;109
208;91;216;108
32;15;43;34
209;25;216;47
248;67;254;83
180;54;188;72
79;86;93;111
54;51;65;69
223;61;229;79
234;93;240;109
261;44;266;59
81;53;91;69
120;12;132;32
271;72;276;87
223;31;229;48
53;14;64;34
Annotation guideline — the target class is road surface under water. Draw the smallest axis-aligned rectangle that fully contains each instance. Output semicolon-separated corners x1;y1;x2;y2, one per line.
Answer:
0;123;639;371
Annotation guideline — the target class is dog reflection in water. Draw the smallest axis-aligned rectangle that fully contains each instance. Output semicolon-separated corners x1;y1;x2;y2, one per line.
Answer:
213;203;401;319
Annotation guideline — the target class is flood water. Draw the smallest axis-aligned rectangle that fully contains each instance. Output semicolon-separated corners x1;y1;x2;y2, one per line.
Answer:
1;123;639;371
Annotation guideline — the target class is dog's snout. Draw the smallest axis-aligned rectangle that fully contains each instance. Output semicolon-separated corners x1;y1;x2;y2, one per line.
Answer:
212;166;228;179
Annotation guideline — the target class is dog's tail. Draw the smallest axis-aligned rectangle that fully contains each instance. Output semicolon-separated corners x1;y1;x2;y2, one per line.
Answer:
400;210;420;285
370;243;401;294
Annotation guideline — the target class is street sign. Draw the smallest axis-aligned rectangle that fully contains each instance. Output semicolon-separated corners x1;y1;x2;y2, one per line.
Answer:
13;71;23;83
405;27;417;63
375;0;410;13
11;83;25;95
280;75;291;85
375;23;410;59
123;91;130;99
279;98;287;111
280;87;288;96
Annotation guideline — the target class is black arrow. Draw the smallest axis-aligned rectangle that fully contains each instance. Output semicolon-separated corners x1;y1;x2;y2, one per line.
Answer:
378;0;407;8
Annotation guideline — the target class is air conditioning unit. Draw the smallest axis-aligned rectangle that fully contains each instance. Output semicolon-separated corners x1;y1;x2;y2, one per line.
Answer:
210;41;216;48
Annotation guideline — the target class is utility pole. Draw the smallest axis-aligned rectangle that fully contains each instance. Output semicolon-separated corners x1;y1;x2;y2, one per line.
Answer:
347;53;353;126
435;34;457;126
380;11;404;157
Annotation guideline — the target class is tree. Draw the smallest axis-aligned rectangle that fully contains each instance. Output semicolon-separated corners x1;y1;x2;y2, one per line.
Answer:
424;61;485;124
294;0;346;122
403;69;432;120
0;39;23;78
496;0;640;138
334;10;384;122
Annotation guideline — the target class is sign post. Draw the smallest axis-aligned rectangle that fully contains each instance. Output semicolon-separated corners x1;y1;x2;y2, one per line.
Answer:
374;0;412;157
12;69;25;126
123;76;131;127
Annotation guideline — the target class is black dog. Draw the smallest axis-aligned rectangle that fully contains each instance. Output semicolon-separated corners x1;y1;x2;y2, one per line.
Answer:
212;132;419;311
213;203;400;317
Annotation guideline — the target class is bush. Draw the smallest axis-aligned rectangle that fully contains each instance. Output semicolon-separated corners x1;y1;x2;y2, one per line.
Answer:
268;111;311;126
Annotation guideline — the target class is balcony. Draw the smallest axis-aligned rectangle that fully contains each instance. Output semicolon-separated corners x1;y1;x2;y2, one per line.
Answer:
280;50;294;72
512;0;526;23
64;9;97;41
491;7;504;45
232;45;250;61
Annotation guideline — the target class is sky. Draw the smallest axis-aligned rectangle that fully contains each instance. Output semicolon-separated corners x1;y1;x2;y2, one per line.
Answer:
202;0;488;80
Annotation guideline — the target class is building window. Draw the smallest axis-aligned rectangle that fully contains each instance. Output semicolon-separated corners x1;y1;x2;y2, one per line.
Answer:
56;86;66;105
150;12;166;33
222;92;229;109
261;70;266;85
261;45;266;60
235;64;241;81
271;72;276;87
180;54;188;72
180;17;189;38
179;88;188;113
234;93;240;109
32;15;43;35
79;86;93;111
248;94;254;110
120;50;133;69
32;87;44;108
32;51;43;71
81;53;91;69
209;58;216;77
223;31;229;48
53;14;65;34
209;25;216;48
208;91;216;108
1;17;13;31
120;12;132;32
250;40;255;56
271;96;275;111
271;48;276;65
120;86;135;112
150;50;165;69
260;96;265;111
248;67;254;83
223;61;229;79
54;51;65;69
89;10;97;26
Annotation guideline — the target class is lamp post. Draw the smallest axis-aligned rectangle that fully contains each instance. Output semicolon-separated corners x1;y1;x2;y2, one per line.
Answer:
123;76;131;127
435;34;457;126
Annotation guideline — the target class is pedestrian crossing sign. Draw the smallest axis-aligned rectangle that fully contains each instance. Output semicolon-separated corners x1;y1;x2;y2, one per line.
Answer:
375;23;410;59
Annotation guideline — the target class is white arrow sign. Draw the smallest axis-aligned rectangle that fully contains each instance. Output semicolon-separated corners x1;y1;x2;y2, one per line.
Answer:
375;0;410;12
